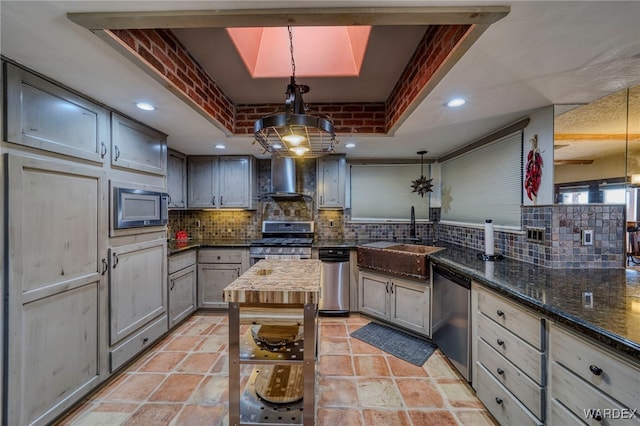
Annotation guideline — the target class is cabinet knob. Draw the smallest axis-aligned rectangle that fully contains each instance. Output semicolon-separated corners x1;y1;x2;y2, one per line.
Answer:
220;196;224;206
495;397;503;405
589;365;603;376
496;339;505;346
101;258;108;275
391;283;394;294
100;142;107;158
212;196;216;206
496;310;504;317
496;368;504;375
143;337;149;343
112;253;119;268
114;145;120;161
385;282;389;293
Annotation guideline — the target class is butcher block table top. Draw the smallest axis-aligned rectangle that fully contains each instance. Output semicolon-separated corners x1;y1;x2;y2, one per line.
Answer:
223;259;321;305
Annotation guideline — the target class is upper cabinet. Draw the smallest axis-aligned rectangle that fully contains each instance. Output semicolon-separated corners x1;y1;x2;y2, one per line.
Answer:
111;113;167;176
317;155;347;209
4;62;110;163
167;150;187;208
187;156;256;209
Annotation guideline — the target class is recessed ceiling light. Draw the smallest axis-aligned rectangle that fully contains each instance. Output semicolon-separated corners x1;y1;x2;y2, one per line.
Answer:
135;102;156;111
214;143;226;150
446;98;466;108
345;143;356;148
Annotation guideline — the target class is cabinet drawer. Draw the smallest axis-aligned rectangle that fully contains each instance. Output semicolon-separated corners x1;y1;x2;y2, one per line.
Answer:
169;250;197;274
550;324;640;412
110;315;168;372
550;359;639;426
548;398;585;426
198;249;243;264
477;338;544;420
476;363;542;426
477;312;544;384
476;286;543;350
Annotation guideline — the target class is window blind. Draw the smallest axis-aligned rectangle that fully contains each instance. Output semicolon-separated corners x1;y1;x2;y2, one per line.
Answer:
440;131;522;228
350;164;430;220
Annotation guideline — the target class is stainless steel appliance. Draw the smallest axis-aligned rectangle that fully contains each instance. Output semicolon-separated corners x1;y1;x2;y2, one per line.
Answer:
113;186;168;230
318;248;350;315
249;221;314;265
431;263;472;381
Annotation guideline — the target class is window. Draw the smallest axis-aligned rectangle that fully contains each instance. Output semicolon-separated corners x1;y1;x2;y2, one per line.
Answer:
350;163;430;221
440;131;523;228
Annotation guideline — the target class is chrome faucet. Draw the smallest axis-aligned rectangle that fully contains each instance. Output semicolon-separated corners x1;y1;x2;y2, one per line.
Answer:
410;206;421;242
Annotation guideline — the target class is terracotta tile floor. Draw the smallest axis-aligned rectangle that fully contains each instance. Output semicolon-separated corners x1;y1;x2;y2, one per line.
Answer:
56;312;496;426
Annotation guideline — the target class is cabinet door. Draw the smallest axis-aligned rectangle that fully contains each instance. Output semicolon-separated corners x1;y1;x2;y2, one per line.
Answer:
219;156;251;208
188;157;218;207
317;156;346;209
390;278;430;336
5;62;109;163
5;155;108;425
167;150;187;208
168;264;196;328
198;263;240;308
359;271;389;320
109;238;167;344
111;113;167;176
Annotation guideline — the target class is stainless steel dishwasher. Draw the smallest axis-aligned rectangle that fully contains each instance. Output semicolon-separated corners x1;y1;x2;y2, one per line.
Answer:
318;248;350;315
431;263;471;381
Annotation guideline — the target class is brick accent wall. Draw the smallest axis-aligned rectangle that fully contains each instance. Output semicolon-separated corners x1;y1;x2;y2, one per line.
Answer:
386;25;472;132
108;29;235;132
234;103;386;135
108;26;470;138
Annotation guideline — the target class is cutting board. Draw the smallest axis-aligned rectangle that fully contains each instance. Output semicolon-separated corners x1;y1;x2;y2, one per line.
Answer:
254;365;304;404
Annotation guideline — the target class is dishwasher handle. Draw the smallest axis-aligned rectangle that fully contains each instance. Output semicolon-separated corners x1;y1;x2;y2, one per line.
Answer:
433;264;471;289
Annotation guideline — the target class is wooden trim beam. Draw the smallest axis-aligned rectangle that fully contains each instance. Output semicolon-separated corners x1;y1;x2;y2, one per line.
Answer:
68;6;509;30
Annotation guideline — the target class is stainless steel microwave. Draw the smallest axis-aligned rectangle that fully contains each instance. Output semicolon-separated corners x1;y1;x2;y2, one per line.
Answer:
113;187;168;229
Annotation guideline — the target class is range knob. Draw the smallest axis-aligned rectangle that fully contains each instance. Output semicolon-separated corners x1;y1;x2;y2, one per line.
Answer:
265;248;271;254
278;248;284;254
255;248;264;254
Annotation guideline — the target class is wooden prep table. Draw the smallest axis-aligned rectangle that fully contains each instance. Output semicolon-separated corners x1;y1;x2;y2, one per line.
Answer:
223;259;321;426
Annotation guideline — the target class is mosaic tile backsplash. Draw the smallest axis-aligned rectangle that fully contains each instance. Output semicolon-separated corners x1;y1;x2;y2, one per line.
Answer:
169;158;627;268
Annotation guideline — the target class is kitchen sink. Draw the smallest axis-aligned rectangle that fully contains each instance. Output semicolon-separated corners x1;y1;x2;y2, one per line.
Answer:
357;243;443;280
384;244;443;255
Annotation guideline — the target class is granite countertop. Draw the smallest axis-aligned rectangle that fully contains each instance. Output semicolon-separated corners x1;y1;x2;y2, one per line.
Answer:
223;259;321;305
168;239;252;255
426;242;640;361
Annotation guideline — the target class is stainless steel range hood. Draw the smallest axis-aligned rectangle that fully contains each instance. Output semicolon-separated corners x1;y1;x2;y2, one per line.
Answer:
264;157;308;200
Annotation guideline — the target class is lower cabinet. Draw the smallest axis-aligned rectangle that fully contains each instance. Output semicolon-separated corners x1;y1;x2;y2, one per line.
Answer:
359;269;430;336
472;283;546;425
108;238;168;371
198;248;249;308
168;250;197;328
548;323;640;425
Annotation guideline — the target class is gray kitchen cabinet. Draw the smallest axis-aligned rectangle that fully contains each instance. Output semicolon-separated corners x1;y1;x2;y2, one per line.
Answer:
472;284;546;425
187;156;256;209
168;250;197;328
317;155;347;209
111;112;167;176
548;323;640;425
108;238;167;370
167;149;187;208
4;154;108;426
359;269;430;336
197;248;249;308
4;62;110;163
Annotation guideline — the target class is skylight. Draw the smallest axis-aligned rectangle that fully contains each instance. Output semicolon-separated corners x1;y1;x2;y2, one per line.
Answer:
227;26;371;78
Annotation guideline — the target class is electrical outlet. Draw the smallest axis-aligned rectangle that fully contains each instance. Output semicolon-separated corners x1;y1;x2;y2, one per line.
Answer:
195;219;201;228
581;229;594;245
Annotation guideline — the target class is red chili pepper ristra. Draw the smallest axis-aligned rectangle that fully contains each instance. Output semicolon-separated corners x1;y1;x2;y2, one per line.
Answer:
524;136;543;201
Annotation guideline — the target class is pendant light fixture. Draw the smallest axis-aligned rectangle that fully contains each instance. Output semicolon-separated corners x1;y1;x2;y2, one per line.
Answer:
411;150;433;197
254;26;338;157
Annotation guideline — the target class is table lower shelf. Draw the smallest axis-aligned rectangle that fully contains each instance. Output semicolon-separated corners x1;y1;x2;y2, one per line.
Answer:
239;366;312;425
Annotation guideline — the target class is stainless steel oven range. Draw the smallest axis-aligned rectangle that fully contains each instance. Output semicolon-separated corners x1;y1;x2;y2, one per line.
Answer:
249;221;314;265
